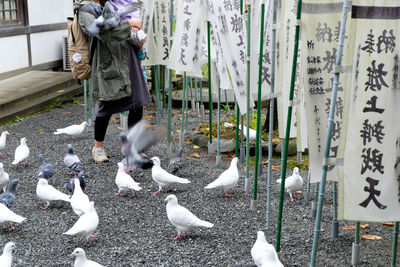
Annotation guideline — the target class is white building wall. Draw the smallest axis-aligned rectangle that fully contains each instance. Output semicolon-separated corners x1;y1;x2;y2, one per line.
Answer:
30;30;68;65
0;36;29;73
28;0;73;26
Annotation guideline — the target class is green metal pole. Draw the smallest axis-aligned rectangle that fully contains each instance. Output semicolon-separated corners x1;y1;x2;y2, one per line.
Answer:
194;77;199;115
180;72;187;146
216;77;221;167
207;21;213;144
392;222;399;267
185;74;189;132
161;65;165;118
310;1;351;265
276;0;302;252
84;80;88;125
155;65;161;126
235;97;240;158
237;0;243;162
355;221;360;244
167;0;174;144
252;2;264;209
244;3;252;193
266;0;277;230
200;77;204;120
332;181;339;238
189;76;194;112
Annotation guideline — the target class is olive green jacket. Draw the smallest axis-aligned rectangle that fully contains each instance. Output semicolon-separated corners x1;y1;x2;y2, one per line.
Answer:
74;0;132;101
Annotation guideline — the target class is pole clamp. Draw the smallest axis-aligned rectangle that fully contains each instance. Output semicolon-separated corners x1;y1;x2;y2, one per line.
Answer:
288;99;300;107
295;20;301;27
322;158;344;167
266;91;282;99
334;65;352;74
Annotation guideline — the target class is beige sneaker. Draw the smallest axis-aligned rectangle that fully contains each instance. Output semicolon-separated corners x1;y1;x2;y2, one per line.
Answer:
92;147;109;163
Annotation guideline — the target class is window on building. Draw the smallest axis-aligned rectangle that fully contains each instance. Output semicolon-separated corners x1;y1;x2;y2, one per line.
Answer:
0;0;25;27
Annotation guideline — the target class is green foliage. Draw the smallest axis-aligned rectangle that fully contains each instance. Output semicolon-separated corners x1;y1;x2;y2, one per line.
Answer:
222;104;231;113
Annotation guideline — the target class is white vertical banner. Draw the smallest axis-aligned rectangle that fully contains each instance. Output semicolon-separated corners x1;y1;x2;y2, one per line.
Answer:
206;0;254;115
339;0;400;221
141;0;158;66
168;0;206;77
154;0;171;65
300;0;352;183
250;0;274;98
276;0;298;138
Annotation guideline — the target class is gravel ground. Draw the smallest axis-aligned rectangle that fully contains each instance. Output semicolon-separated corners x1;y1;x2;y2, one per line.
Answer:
0;100;398;266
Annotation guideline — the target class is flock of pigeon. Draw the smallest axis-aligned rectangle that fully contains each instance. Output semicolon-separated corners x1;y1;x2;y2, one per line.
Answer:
0;119;304;266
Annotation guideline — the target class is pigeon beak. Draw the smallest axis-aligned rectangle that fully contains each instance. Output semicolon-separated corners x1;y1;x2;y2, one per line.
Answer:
70;253;74;257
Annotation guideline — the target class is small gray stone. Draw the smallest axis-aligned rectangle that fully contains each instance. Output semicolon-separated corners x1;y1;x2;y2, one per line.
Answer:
275;139;297;156
207;139;235;153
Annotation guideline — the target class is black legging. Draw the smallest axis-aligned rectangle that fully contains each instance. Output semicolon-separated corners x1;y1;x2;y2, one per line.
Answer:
94;106;143;142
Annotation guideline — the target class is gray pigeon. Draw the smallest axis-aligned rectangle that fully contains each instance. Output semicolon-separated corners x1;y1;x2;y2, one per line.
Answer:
85;1;142;37
64;171;86;194
0;179;19;208
36;154;54;179
167;147;184;174
64;144;85;175
120;120;163;172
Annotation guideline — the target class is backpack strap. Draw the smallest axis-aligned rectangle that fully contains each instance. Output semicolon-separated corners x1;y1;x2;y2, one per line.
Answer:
89;37;97;66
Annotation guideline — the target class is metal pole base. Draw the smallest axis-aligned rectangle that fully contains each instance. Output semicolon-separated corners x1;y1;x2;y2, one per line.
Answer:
297;151;302;164
240;147;245;163
251;199;258;210
196;102;200;116
216;155;221;167
161;108;165;119
311;201;317;219
352;243;361;266
167;142;173;155
201;105;205;121
258;162;263;176
332;220;339;238
245;178;250;192
191;99;196;112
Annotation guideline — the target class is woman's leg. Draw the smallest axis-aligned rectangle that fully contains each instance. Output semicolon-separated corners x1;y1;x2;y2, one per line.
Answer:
128;106;143;128
93;114;112;162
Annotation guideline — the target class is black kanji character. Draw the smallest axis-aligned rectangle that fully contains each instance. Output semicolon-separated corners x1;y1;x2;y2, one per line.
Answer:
359;177;387;209
181;33;189;47
377;29;396;54
365;60;388;91
179;48;187;65
183;5;192;15
361;147;384;175
361;29;375;55
262;66;271;85
331;121;341;141
223;0;232;11
307;40;315;50
230;14;243;33
328;145;338;171
184;19;191;31
333;21;348;42
360;119;385;145
316;22;332;42
236;34;244;46
162;48;169;61
232;0;240;11
322;48;337;73
363;96;385;114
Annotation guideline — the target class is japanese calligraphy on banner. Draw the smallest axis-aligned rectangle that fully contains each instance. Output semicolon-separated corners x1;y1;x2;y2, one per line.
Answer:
168;0;206;77
250;0;273;98
339;0;400;221
141;0;158;65
277;0;298;138
206;0;254;114
300;0;352;183
154;0;171;65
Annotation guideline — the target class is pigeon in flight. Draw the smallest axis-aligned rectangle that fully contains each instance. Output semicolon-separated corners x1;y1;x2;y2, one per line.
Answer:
0;179;19;208
11;138;30;167
115;162;142;197
167;147;184;174
205;157;239;196
151;157;190;194
63;201;99;247
0;131;9;158
54;122;88;139
251;231;283;267
36;178;70;210
0;242;16;267
0;163;9;192
36;154;54;180
85;1;143;37
165;194;214;240
120;120;162;172
276;167;303;201
64;144;85;175
70;247;104;267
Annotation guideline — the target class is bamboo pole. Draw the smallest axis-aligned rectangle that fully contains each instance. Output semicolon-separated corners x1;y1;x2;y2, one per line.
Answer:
84;80;88;127
391;222;399;267
207;21;213;145
200;78;204;120
185;74;189;132
155;65;161;126
276;0;302;252
332;181;339;238
161;65;165;118
266;0;277;229
251;2;265;210
216;76;221;167
179;73;187;147
310;0;351;265
167;0;174;146
352;221;361;266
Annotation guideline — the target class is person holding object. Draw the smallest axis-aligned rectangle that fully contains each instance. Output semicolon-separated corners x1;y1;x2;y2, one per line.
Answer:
74;0;149;163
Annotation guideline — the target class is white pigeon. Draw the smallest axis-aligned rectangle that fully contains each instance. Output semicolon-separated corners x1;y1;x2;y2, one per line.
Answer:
115;162;142;197
63;201;99;246
70;247;104;267
54;122;88;138
11;138;30;166
276;167;303;200
239;124;257;140
0;203;26;226
205;157;239;196
70;178;91;217
36;178;70;210
251;231;283;267
0;242;16;267
165;194;214;240
0;131;9;157
0;163;9;192
151;157;190;194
